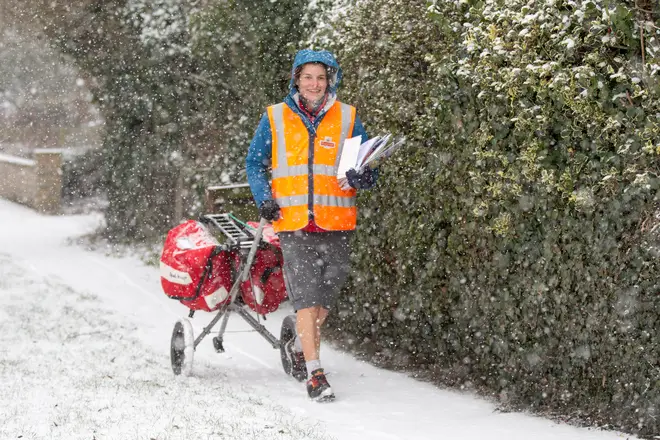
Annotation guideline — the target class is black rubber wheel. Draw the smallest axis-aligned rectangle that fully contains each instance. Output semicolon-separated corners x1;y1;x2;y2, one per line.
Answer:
279;314;296;376
171;318;194;376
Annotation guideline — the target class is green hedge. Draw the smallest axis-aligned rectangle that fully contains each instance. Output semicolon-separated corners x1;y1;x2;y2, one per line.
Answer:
317;0;660;437
35;0;312;240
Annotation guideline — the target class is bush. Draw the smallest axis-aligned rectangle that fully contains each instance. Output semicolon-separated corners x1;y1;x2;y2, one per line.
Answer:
62;148;105;200
317;0;660;437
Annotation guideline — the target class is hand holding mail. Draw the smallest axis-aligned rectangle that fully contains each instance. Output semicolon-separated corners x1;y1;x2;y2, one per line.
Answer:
345;165;375;190
336;133;404;190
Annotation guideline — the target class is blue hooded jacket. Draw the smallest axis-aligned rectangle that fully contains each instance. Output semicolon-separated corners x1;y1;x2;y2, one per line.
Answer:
245;49;372;208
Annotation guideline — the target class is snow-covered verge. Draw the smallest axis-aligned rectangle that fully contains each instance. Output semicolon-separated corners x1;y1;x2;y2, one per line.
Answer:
0;199;640;440
0;254;333;440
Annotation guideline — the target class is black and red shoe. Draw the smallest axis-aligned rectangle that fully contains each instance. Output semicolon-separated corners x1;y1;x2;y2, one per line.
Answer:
306;369;335;402
290;348;307;381
283;338;308;381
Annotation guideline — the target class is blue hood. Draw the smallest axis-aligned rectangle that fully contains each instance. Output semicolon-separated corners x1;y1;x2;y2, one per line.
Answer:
289;49;343;95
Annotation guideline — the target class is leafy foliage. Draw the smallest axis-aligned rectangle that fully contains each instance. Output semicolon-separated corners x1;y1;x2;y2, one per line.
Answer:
185;0;308;197
10;0;660;436
11;0;311;240
317;0;660;437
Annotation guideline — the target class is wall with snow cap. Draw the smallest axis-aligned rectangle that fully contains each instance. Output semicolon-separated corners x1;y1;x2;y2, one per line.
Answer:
0;150;62;214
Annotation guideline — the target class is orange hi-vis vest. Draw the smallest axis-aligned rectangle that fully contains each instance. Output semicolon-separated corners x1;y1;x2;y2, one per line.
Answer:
267;101;357;233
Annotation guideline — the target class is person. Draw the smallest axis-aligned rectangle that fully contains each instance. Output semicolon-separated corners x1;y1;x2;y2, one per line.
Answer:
246;49;377;401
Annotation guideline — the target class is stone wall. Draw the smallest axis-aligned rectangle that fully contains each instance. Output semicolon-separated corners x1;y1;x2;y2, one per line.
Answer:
0;150;62;214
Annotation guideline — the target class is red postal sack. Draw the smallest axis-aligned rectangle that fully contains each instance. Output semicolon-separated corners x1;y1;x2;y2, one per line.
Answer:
240;222;288;315
160;220;235;312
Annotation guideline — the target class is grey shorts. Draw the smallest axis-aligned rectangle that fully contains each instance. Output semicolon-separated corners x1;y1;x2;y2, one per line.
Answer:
278;230;353;311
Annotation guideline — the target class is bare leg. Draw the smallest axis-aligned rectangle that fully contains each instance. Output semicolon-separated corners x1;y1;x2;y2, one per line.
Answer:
315;307;329;356
317;307;329;326
296;306;322;361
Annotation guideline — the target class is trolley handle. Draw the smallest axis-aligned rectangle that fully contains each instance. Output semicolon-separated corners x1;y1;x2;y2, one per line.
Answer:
239;217;267;283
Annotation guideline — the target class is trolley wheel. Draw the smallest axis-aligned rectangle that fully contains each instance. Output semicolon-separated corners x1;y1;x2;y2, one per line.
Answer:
171;318;194;376
280;314;307;382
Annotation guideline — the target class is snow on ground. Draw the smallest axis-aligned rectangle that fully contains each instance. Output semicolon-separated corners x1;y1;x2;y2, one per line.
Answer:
0;199;637;440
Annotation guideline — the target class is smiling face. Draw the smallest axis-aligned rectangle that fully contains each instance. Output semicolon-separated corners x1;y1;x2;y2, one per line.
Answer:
295;63;328;103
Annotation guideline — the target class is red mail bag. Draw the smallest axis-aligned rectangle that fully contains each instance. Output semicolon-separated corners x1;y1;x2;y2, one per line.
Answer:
160;220;236;312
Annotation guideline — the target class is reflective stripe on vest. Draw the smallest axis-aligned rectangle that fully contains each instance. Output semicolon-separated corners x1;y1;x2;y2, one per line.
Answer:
268;101;357;232
276;194;357;208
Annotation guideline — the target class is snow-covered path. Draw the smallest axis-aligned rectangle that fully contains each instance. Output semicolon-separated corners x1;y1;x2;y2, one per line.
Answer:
0;199;636;440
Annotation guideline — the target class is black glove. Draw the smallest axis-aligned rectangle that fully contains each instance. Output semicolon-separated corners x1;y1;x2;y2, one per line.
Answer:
259;200;281;221
345;166;376;190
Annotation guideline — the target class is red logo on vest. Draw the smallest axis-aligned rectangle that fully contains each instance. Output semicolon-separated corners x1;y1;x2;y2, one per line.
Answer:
319;137;336;149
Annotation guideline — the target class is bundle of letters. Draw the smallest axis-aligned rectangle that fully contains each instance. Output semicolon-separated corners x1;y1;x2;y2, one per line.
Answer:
336;133;406;189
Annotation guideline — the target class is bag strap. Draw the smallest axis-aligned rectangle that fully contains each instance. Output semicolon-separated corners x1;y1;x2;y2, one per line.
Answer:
168;245;225;301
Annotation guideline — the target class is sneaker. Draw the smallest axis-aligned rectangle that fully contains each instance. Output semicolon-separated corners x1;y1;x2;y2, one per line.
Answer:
284;339;308;381
291;350;308;381
306;369;335;402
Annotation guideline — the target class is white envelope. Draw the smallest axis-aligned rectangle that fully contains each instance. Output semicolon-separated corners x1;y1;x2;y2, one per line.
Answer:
336;135;362;178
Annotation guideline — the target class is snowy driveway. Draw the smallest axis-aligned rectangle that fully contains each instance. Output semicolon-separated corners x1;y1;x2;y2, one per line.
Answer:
0;200;637;440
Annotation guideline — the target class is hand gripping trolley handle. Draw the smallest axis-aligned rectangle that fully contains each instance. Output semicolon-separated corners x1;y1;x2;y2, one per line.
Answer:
169;215;304;380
